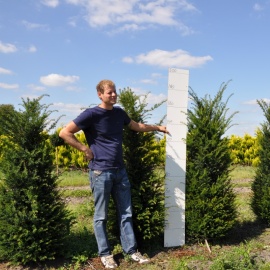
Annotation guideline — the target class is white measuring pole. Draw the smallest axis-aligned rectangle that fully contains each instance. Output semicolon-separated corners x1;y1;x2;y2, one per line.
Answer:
164;68;189;247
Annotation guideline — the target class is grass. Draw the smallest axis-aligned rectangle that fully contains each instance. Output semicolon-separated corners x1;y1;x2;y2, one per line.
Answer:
2;165;270;269
61;189;92;198
57;170;89;187
230;165;256;181
235;192;256;223
230;165;257;223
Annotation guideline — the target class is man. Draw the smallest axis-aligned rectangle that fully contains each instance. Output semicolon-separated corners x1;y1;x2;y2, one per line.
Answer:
59;80;169;269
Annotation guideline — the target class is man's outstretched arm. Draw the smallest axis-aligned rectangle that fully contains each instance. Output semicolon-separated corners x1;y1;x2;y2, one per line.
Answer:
128;120;170;134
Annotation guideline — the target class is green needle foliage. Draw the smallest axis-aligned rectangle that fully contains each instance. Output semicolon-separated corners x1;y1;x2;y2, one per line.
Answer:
0;96;73;265
186;82;238;242
251;99;270;224
0;104;17;136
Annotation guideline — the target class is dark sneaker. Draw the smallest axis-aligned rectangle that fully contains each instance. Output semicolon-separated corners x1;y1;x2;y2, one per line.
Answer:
131;251;150;264
101;255;118;269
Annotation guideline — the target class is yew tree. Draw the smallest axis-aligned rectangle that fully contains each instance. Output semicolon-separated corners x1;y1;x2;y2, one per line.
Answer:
186;82;237;242
251;99;270;224
0;96;73;265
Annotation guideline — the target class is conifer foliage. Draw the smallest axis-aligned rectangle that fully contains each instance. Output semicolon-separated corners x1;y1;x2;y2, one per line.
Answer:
0;96;72;265
251;99;270;224
111;88;166;243
186;83;237;242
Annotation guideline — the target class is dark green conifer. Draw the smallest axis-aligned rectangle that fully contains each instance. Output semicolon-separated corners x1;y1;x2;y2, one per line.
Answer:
0;104;17;136
0;96;73;265
251;99;270;224
186;82;237;242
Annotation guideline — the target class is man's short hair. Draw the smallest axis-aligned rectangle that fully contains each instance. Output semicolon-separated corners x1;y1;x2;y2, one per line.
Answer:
96;80;115;94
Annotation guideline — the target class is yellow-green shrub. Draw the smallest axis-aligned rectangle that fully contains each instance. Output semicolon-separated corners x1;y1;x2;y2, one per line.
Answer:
228;132;260;166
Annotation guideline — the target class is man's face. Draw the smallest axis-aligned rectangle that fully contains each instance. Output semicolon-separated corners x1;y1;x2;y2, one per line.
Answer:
98;85;117;105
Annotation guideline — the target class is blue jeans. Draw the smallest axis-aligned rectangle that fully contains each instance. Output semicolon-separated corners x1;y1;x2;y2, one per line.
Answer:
90;168;137;256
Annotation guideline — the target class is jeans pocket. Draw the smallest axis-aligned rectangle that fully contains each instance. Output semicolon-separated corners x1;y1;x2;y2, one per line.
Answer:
90;170;102;191
94;170;102;176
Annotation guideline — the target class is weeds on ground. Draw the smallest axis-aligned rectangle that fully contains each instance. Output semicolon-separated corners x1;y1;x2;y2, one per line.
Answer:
210;242;257;270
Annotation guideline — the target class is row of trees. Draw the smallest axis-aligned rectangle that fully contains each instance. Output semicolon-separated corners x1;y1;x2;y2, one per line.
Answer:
1;108;262;172
1;83;270;265
52;131;261;170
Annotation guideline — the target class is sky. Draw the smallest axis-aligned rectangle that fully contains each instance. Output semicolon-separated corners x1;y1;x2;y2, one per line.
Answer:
1;0;270;137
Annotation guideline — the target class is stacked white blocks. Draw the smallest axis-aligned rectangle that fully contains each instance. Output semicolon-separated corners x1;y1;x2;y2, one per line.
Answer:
164;68;189;247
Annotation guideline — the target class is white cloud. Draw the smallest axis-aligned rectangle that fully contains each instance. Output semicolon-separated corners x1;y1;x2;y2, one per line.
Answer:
0;82;19;89
0;67;13;75
123;49;213;68
244;98;270;105
28;84;46;92
243;99;257;105
28;45;37;53
261;98;270;103
140;79;157;84
52;102;84;113
22;20;49;31
146;92;167;105
131;87;167;105
40;73;80;86
122;57;134;63
108;24;146;35
65;0;197;35
41;0;60;8
0;41;17;53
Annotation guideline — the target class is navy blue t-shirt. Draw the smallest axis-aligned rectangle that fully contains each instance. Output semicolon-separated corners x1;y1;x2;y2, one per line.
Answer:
73;106;131;170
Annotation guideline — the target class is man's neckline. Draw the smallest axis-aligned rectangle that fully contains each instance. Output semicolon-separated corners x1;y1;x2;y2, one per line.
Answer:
98;104;114;111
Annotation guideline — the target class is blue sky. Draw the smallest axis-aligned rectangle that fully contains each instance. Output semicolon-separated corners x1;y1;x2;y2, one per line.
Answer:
1;0;270;136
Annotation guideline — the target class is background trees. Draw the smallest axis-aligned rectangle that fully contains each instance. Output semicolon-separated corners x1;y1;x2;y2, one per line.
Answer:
28;131;261;170
229;132;260;166
0;96;73;265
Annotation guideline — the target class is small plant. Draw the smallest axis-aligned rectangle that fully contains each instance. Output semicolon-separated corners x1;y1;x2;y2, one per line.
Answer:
71;254;89;270
169;259;191;270
210;243;257;270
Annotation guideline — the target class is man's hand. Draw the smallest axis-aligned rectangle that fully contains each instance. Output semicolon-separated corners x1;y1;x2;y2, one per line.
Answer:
83;147;94;161
157;126;170;134
128;120;170;134
59;121;94;160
